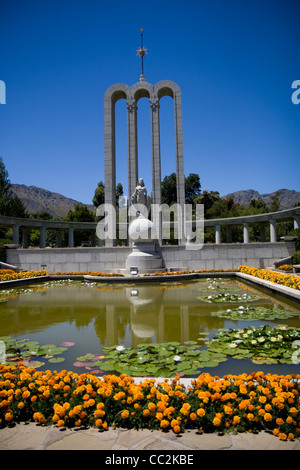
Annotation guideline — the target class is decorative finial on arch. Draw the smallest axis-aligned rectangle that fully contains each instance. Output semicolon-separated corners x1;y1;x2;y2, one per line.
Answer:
136;28;148;82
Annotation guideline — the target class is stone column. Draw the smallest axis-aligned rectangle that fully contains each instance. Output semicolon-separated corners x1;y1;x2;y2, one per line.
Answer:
13;224;20;245
215;225;221;244
150;97;161;206
22;229;29;249
39;226;46;248
294;216;300;230
174;89;185;245
243;223;250;243
91;231;96;247
127;96;138;203
68;227;74;247
226;226;232;243
260;224;266;242
56;230;63;248
270;219;277;242
150;96;162;242
104;92;117;247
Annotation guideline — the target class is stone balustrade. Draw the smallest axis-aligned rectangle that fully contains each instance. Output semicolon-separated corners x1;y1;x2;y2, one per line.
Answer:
0;207;299;249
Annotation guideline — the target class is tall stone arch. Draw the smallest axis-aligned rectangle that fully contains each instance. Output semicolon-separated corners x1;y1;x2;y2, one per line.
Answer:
104;79;184;245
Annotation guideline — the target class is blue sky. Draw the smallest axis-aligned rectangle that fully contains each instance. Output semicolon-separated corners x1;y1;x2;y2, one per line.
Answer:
1;0;299;205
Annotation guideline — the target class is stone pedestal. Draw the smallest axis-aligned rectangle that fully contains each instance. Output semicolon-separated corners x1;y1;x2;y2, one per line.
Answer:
126;215;164;274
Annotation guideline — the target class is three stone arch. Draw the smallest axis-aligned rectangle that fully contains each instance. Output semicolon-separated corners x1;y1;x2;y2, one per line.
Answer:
104;80;185;221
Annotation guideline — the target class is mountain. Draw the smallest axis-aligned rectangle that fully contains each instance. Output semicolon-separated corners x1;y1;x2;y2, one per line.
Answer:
10;184;300;219
222;189;300;210
11;184;95;219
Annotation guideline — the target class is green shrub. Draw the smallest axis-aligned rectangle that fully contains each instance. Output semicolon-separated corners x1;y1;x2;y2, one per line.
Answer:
292;251;300;265
0;238;13;263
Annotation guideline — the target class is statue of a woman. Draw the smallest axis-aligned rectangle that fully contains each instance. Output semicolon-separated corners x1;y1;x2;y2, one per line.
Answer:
131;178;151;217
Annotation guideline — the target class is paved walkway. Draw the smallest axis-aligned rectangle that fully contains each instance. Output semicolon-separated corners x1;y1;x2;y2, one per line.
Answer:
1;423;300;451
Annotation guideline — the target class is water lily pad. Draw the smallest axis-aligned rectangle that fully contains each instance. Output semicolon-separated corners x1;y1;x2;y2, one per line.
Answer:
197;293;261;303
207;325;300;365
60;342;75;347
73;361;94;368
211;306;298;321
48;357;65;363
22;360;45;368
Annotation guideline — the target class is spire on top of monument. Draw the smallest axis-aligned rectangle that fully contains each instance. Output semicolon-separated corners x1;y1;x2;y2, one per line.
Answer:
136;28;148;82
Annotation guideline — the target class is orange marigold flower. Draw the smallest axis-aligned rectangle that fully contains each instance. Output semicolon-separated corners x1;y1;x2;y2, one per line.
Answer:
160;419;169;429
180;403;191;416
5;412;13;422
264;413;272;422
286;416;294;424
173;425;181;434
94;409;105;418
259;396;267;404
233;416;240;425
121;410;129;419
213;417;221;426
189;412;197;421
148;402;156;411
197;408;206;418
143;409;150;417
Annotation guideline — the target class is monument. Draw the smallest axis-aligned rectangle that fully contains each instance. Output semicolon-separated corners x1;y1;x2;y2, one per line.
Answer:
104;29;185;253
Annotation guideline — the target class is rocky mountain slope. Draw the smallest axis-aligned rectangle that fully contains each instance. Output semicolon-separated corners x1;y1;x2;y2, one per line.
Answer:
223;188;300;210
10;184;300;219
11;184;95;219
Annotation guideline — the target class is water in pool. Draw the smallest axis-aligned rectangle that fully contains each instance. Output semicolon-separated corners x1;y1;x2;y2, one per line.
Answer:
0;277;300;377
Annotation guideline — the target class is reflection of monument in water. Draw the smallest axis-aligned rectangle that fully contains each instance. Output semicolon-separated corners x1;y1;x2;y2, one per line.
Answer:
126;287;162;346
104;29;185;273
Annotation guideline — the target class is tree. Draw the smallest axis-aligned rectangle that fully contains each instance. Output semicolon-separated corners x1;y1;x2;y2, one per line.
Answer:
194;190;220;218
0;157;27;217
64;204;96;247
93;181;124;208
116;182;123;206
268;190;282;212
93;181;105;208
161;172;201;206
161;173;177;205
185;173;201;204
65;204;96;223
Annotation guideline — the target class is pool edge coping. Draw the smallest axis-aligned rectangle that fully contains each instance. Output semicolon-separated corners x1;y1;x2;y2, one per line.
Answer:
0;271;299;303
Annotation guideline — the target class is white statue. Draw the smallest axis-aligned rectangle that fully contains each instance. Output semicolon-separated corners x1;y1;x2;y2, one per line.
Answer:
131;178;151;217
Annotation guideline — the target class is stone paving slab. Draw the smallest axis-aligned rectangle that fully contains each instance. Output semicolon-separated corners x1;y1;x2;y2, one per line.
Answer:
1;423;300;451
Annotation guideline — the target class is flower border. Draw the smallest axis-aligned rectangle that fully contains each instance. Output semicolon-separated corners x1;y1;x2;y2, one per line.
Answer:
0;364;300;441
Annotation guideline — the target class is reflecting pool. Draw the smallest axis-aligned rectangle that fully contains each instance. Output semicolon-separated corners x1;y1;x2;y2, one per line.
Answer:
0;277;300;377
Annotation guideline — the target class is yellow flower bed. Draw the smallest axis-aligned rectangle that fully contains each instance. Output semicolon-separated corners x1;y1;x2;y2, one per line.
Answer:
1;364;300;441
0;270;47;282
0;270;125;282
238;266;300;290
